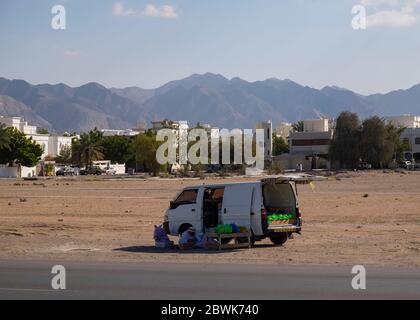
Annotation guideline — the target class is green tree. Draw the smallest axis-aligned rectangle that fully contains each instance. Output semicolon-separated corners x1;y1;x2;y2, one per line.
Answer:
55;145;73;165
133;133;166;176
37;128;49;135
72;131;104;168
102;135;135;164
272;135;289;156
0;127;43;167
360;116;390;168
0;123;11;150
292;121;304;132
329;112;361;169
385;123;411;162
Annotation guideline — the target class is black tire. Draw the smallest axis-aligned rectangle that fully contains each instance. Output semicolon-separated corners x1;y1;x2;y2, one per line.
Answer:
178;224;192;235
270;234;288;246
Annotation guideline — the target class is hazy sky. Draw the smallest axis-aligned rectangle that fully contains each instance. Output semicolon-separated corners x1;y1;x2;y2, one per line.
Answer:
1;0;420;95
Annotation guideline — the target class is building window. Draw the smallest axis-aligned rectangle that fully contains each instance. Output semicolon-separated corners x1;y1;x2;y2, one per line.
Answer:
415;138;420;145
292;139;331;147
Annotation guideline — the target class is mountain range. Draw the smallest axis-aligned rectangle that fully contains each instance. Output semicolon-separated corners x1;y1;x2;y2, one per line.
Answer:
1;73;419;133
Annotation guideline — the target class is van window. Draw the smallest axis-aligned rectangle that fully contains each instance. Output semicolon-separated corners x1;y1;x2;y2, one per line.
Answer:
173;189;198;207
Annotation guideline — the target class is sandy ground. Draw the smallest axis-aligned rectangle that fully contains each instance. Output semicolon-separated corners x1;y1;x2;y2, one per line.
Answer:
0;171;419;267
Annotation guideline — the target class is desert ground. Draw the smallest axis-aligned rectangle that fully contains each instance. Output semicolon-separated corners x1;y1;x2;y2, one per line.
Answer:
0;171;419;267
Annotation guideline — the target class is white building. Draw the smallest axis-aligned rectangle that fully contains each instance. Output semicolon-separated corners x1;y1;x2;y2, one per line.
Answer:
303;118;329;133
26;133;50;159
151;120;189;132
0;116;37;134
401;128;420;164
0;116;74;160
101;129;142;137
289;118;333;156
48;135;73;157
255;120;273;158
386;115;420;129
386;115;420;164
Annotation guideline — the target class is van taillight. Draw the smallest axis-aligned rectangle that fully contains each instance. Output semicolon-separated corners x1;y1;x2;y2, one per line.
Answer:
296;208;301;218
261;208;267;227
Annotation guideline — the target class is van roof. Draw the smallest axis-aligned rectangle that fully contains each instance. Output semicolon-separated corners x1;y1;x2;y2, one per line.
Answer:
182;174;326;190
183;181;260;190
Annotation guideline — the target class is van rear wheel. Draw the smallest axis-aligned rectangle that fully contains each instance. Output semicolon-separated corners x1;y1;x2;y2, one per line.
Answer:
270;234;288;246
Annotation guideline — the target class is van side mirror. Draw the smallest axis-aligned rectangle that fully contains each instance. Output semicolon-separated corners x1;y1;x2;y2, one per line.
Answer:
170;201;176;210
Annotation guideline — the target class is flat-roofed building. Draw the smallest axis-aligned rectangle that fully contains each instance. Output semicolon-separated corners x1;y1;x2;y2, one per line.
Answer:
101;129;142;137
275;122;293;141
401;128;420;164
386;115;420;129
0;116;74;160
289;118;332;156
0;116;38;134
386;115;420;164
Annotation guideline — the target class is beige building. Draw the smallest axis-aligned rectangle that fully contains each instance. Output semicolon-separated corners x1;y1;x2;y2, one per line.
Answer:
289;118;333;156
303;118;329;133
275;122;293;140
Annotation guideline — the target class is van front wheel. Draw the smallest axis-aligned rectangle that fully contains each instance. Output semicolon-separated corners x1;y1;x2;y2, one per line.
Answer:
270;234;288;246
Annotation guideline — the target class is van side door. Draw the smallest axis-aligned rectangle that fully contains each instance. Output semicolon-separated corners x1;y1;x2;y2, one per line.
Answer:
221;184;254;229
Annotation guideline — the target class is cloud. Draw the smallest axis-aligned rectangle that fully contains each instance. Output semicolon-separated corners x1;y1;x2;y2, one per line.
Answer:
359;0;420;27
112;2;136;17
367;9;418;27
63;50;81;58
142;4;178;19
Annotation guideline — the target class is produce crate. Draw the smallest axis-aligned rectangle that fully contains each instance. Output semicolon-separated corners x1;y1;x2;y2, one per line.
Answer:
269;219;297;226
206;232;252;250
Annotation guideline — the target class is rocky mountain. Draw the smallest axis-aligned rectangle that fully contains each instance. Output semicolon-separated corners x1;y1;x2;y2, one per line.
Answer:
0;78;149;133
0;74;419;132
0;95;53;130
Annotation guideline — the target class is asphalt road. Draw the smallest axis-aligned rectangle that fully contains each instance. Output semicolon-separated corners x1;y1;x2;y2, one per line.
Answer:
0;260;419;300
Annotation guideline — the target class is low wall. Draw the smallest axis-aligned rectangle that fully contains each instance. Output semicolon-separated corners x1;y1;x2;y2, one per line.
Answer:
0;165;37;178
0;166;18;178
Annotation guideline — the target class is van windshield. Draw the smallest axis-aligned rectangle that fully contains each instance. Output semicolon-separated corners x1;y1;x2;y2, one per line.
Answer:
173;189;198;207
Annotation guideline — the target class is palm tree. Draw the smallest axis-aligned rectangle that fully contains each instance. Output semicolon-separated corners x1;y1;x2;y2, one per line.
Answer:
292;121;304;132
0;124;11;150
72;133;104;168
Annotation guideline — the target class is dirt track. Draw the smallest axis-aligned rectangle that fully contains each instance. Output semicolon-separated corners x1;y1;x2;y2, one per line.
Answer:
1;171;419;267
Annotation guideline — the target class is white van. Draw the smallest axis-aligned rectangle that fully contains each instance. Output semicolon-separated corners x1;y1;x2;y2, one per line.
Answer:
163;175;322;246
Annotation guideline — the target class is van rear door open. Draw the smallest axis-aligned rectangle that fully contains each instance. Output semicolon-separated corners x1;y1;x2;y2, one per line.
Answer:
261;174;326;185
261;174;326;235
221;184;254;229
